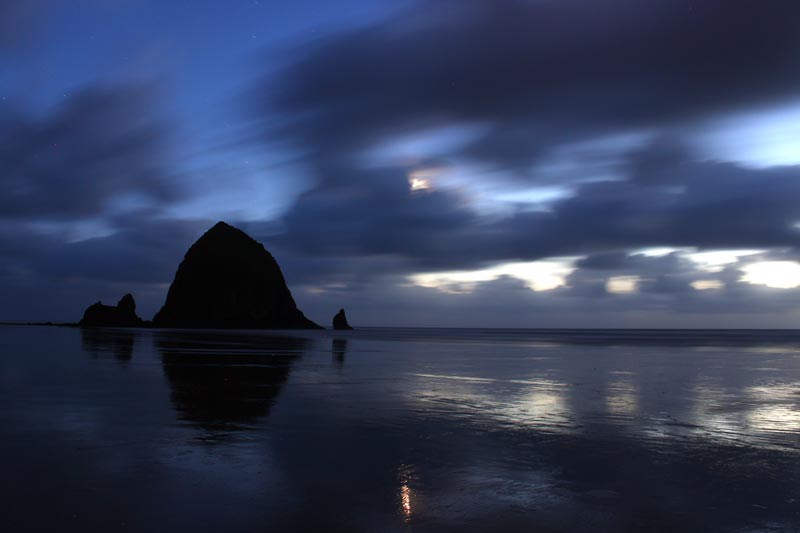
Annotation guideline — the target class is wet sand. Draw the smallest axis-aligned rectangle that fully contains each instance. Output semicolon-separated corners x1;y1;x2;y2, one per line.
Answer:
1;326;799;531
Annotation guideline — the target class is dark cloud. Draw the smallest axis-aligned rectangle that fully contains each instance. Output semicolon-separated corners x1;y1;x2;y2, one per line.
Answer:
275;166;487;264
564;250;800;318
266;0;800;170
0;84;178;221
44;215;207;284
0;78;199;320
4;0;800;325
525;157;800;256
0;214;213;321
275;141;800;271
575;252;630;271
255;0;800;277
572;252;699;297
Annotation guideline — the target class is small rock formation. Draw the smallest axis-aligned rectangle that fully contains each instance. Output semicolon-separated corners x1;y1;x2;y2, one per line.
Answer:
152;221;320;329
332;308;353;330
80;293;144;327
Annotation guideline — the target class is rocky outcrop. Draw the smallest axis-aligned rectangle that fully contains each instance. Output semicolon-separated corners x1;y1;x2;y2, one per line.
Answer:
152;221;320;329
332;308;353;330
80;293;144;327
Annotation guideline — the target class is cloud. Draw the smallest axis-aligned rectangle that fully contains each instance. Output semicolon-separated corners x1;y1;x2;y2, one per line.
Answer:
275;165;488;266
43;214;208;284
5;0;800;325
0;84;179;221
293;268;800;329
252;0;800;278
0;78;201;321
284;244;800;328
265;0;800;172
272;139;800;272
0;214;213;320
261;131;800;327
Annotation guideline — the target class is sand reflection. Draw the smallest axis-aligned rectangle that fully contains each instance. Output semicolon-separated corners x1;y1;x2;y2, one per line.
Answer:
746;383;800;434
398;465;415;522
410;373;574;432
509;383;570;429
687;380;800;448
155;332;310;433
605;380;639;420
689;383;744;439
81;328;136;364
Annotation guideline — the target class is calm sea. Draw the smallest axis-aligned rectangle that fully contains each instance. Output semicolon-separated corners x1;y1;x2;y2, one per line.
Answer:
1;326;799;531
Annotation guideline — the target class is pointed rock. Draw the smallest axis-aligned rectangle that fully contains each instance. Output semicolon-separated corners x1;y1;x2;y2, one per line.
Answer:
152;221;320;329
117;293;136;315
332;308;353;330
80;293;144;327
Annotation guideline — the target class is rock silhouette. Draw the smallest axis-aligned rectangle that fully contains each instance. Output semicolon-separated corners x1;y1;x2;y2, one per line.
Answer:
81;328;137;363
156;331;310;430
153;221;320;329
80;293;144;327
332;338;348;366
332;308;353;330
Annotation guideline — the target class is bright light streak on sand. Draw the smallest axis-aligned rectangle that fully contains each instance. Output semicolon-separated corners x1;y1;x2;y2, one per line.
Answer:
412;374;573;431
400;484;412;520
689;384;743;437
516;388;569;425
605;381;639;419
746;384;800;434
741;261;800;289
397;465;414;521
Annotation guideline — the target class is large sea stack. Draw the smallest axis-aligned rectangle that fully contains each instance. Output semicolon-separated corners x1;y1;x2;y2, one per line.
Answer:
152;222;320;329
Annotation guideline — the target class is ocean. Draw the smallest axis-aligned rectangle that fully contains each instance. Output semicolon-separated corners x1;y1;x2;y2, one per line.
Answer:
1;325;799;531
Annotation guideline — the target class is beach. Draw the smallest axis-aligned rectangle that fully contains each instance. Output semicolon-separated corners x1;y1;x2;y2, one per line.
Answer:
2;325;799;531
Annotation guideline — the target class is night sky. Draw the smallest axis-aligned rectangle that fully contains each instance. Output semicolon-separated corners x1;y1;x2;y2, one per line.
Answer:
3;0;800;327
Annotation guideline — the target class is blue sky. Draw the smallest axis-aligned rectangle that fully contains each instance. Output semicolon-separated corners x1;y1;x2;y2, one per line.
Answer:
2;0;800;327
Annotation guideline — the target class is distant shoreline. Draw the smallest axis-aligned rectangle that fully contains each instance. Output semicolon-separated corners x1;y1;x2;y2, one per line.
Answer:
1;322;799;332
0;321;78;327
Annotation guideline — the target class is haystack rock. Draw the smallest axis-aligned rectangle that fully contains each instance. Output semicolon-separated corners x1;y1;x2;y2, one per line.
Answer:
332;308;353;330
152;221;320;329
80;293;144;327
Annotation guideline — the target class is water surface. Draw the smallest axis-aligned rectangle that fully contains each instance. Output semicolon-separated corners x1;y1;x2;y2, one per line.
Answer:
2;326;800;531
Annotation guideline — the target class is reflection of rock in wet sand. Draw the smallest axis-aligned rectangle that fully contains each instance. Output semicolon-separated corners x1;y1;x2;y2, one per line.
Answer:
155;332;310;430
81;328;136;363
332;338;348;366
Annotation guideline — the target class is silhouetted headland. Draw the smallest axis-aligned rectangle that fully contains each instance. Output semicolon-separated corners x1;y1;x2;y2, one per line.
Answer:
332;308;353;330
80;293;144;327
153;221;321;329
